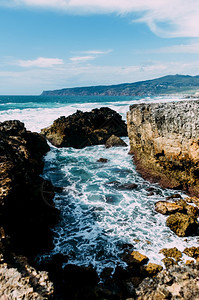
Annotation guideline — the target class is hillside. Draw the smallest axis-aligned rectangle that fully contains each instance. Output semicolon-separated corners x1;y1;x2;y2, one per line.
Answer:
41;74;199;96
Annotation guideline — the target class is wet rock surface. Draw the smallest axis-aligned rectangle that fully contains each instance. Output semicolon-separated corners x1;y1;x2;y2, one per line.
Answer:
159;247;182;262
155;201;184;215
105;134;128;148
127;100;199;196
166;212;198;237
41;107;127;148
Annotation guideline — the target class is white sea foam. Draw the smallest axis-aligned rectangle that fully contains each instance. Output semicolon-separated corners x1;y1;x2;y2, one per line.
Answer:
42;137;199;273
0;95;185;132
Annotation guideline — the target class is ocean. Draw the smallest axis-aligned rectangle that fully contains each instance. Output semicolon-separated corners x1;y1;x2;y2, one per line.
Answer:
0;94;197;273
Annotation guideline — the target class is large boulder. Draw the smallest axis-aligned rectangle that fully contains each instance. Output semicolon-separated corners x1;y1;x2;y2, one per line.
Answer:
41;107;127;148
166;212;198;237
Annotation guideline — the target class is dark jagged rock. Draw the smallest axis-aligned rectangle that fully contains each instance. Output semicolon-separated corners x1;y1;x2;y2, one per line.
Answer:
97;158;108;163
41;107;127;148
105;134;127;148
0;120;61;299
0;120;59;256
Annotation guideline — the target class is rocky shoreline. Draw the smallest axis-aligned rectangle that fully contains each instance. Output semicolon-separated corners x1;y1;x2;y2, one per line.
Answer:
1;104;199;299
127;100;199;196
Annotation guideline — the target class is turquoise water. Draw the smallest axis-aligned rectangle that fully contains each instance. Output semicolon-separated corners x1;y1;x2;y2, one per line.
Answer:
0;94;197;273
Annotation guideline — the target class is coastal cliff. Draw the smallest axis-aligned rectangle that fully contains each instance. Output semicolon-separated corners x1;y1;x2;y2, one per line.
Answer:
127;100;199;196
0;120;59;299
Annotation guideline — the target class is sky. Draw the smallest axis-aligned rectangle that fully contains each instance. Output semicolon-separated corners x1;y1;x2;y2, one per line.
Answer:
1;1;199;94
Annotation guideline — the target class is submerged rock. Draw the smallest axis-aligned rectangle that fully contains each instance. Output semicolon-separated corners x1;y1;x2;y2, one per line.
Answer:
105;134;127;148
166;212;198;237
118;183;138;190
97;158;108;163
41;107;127;148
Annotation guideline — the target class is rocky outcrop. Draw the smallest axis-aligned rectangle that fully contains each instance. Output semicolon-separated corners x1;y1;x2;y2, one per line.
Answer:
155;201;184;215
0;253;54;299
0;120;59;255
105;134;127;148
136;263;199;299
166;212;198;237
41;107;127;148
0;120;60;299
127;100;199;196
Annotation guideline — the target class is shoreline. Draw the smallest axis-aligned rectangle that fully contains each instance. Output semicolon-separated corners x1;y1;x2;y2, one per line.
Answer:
0;103;199;299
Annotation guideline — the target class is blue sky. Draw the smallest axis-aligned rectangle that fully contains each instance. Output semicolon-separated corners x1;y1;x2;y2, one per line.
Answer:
1;0;199;94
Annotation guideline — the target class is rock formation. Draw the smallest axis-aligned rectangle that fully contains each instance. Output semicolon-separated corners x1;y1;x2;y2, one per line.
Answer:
127;100;199;196
41;107;127;148
136;263;199;299
105;134;127;148
0;120;59;255
0;120;61;298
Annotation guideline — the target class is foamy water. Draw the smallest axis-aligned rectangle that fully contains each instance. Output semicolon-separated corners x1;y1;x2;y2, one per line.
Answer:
0;95;198;273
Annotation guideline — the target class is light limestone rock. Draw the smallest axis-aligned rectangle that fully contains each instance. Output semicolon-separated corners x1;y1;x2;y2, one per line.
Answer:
127;100;199;195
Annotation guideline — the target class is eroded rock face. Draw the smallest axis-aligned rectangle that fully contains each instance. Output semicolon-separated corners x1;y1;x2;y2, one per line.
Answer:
0;120;59;255
41;107;127;148
127;100;199;196
136;263;199;300
0;255;54;300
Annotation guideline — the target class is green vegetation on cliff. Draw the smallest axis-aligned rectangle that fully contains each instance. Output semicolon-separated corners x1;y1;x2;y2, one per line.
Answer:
42;74;199;96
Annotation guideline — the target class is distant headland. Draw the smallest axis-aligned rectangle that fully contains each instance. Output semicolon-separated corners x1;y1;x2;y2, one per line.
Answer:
41;74;199;96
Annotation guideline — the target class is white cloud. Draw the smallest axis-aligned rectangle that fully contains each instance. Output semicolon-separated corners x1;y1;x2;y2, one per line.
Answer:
16;57;64;68
70;56;96;62
4;0;199;37
151;42;199;54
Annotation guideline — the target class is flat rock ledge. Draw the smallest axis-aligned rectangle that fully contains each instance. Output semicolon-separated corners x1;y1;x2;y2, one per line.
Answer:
41;107;127;148
127;100;199;196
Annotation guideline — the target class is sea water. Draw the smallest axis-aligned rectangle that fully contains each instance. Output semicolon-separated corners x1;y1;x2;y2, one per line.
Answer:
0;94;198;273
